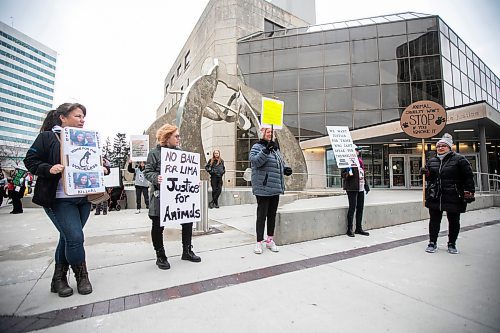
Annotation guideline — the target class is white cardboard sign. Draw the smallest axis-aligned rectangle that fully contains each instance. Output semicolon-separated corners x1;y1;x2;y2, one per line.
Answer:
326;126;359;169
130;135;149;162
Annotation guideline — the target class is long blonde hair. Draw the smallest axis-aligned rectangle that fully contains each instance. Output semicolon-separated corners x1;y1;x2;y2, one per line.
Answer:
156;123;178;147
210;150;223;166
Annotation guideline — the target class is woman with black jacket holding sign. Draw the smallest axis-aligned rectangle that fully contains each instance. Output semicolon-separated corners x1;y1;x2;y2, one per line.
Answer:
421;133;475;254
144;123;201;270
24;103;109;298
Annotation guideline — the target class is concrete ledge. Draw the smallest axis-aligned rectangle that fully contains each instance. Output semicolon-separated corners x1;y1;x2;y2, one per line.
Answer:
275;194;500;245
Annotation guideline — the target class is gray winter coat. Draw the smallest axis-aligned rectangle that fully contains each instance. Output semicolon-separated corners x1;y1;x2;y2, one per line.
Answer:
249;140;286;196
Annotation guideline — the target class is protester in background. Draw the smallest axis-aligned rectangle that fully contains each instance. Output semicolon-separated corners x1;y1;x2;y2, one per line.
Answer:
0;165;6;206
205;150;225;208
128;160;150;214
421;133;475;254
95;158;111;216
24;102;109;298
249;127;292;254
341;146;370;237
144;123;201;270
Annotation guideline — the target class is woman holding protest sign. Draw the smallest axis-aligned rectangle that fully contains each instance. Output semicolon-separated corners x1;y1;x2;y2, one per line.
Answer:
144;123;201;270
250;127;292;254
24;102;109;298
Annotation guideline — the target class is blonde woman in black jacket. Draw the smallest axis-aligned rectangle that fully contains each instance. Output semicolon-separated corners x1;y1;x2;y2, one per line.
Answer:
205;150;225;208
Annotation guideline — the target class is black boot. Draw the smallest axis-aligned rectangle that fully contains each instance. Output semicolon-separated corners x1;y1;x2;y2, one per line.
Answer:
346;229;355;237
355;228;370;236
181;245;201;262
51;263;73;297
155;249;171;270
71;262;93;295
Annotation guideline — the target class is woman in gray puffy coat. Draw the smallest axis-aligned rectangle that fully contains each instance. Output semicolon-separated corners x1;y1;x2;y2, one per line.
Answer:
249;127;292;254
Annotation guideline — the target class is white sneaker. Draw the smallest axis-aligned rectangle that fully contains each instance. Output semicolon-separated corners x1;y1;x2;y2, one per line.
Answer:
254;242;263;254
135;209;141;214
266;240;279;252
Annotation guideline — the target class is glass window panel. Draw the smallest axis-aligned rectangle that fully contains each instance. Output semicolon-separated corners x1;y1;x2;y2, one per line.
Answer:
351;39;378;63
411;80;443;104
352;86;380;110
449;29;458;45
439;19;449;37
274;48;297;71
459;51;467;73
408;31;439;56
407;17;437;33
354;110;382;128
473;53;479;66
325;65;351;88
249;39;273;52
299;67;324;90
440;33;450;60
299;113;326;137
299;90;325;113
349;25;377;40
283;114;299;136
274;35;298;49
442;58;452;84
249;73;273;92
274;70;298;92
468;78;476;100
324;29;349;43
324;42;350;65
474;66;481;86
481;71;487;90
326;112;353;128
377;21;407;37
452;65;461;90
381;83;411;108
410;56;441;81
298;31;323;47
237;54;250;74
238;42;250;54
352;62;379;86
457;39;466;53
378;35;408;60
249;51;273;73
298;45;323;68
461;72;469;97
466;58;474;78
326;88;353;110
380;59;410;84
274;92;298;114
382;108;401;122
466;46;473;60
450;43;459;67
443;81;454;107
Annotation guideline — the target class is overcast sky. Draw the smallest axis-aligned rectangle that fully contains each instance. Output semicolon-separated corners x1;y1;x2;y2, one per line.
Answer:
0;0;498;140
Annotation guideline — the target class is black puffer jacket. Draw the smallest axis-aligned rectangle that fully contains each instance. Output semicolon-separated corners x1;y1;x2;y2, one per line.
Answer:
424;151;475;213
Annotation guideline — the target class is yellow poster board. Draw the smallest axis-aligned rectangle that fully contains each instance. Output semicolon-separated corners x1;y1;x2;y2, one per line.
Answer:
261;97;284;129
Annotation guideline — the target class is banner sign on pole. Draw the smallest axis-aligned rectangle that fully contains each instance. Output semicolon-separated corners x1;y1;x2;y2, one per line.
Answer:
61;127;105;195
160;148;201;226
261;97;284;129
326;126;359;169
130;135;149;161
400;100;446;139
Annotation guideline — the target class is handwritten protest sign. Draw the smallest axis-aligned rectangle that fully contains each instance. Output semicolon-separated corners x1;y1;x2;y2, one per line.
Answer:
261;97;284;129
400;100;446;139
130;135;149;161
160;148;201;226
326;126;359;169
61;127;105;195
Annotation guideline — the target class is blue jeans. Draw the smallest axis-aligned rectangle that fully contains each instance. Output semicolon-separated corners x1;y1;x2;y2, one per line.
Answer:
44;197;91;265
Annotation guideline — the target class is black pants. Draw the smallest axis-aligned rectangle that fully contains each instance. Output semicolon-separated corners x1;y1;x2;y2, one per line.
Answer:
10;189;24;213
429;209;461;245
210;176;223;205
149;215;193;251
135;186;149;209
255;195;280;242
346;191;365;231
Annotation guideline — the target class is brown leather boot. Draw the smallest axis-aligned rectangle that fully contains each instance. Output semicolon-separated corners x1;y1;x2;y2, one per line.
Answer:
72;262;93;295
51;263;73;297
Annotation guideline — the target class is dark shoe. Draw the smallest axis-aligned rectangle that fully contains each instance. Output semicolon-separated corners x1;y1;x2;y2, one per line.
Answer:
182;245;201;262
447;243;459;254
71;262;93;295
425;242;438;253
214;203;220;208
346;230;355;237
95;211;100;215
103;211;107;215
155;249;171;270
51;263;73;297
355;229;370;236
208;202;214;209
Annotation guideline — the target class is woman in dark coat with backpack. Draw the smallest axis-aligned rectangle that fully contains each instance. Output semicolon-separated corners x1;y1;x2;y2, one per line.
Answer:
422;133;475;254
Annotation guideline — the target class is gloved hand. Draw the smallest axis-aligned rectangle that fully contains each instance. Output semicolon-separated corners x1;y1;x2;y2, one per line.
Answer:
284;167;292;176
420;167;427;176
266;140;276;151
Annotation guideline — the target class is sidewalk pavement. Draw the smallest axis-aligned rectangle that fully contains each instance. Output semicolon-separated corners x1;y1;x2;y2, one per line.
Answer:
0;190;499;332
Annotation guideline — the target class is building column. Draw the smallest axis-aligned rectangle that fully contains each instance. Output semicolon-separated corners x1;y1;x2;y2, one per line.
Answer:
479;125;489;191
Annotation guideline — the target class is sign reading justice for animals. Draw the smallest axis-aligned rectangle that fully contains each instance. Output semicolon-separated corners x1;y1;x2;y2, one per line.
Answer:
160;148;201;226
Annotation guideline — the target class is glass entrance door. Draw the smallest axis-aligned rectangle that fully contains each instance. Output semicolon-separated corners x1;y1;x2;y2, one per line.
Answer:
389;155;423;189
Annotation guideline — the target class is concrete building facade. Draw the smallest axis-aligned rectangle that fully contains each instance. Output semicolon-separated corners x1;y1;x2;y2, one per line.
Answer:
0;21;57;167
